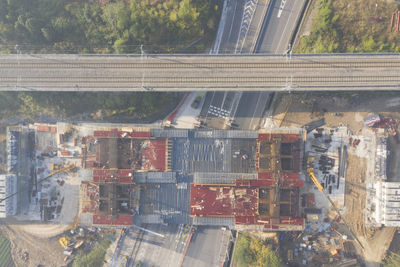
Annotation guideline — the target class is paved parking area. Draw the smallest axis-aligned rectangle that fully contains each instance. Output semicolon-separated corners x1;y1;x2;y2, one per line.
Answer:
231;139;257;173
182;227;232;267
113;224;193;267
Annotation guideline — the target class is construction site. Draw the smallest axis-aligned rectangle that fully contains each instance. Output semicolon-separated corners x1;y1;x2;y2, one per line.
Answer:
80;127;305;230
0;93;400;266
269;93;400;266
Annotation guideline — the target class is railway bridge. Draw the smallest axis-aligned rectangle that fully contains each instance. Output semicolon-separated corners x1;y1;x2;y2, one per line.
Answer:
1;53;400;91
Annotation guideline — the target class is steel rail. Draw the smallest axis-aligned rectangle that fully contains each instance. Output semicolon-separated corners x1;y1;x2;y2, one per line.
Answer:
1;61;400;69
1;75;400;83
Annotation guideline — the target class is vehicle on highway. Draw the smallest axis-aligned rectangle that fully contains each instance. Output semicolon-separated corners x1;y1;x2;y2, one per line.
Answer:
230;122;239;128
191;96;202;109
191;93;205;109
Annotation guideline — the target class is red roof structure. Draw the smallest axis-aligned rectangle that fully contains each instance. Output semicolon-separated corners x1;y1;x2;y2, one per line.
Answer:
258;133;299;142
93;129;150;139
36;124;57;133
141;139;167;171
190;184;258;217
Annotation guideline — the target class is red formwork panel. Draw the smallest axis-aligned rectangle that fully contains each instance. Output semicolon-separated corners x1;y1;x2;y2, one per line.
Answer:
258;133;273;141
141;139;166;171
282;173;299;181
81;182;99;213
237;179;275;187
281;134;299;142
235;216;257;225
190;184;258;217
93;130;150;139
306;193;315;207
257;172;275;181
93;130;110;137
93;169;134;184
280;218;303;225
36;125;50;132
258;133;299;142
60;150;70;156
131;131;150;138
92;214;133;226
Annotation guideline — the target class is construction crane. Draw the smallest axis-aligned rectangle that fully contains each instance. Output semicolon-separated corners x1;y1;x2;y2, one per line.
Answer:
306;167;364;250
0;163;76;204
44;163;75;179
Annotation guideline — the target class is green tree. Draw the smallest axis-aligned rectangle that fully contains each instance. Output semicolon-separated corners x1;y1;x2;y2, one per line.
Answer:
234;233;282;267
73;239;111;267
384;252;400;267
296;0;400;53
235;234;256;266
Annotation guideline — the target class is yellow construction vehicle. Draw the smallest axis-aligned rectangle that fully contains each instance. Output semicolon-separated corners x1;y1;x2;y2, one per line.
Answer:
59;236;71;247
70;215;79;231
306;168;364;250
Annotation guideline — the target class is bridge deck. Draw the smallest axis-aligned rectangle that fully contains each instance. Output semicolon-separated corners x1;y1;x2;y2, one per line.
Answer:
1;54;400;91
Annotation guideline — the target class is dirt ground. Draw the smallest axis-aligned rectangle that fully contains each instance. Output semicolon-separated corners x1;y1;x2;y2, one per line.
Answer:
0;222;67;267
275;92;400;266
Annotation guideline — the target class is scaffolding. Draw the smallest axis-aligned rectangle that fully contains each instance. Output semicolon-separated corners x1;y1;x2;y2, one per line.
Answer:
134;172;176;184
193;172;257;184
193;129;258;139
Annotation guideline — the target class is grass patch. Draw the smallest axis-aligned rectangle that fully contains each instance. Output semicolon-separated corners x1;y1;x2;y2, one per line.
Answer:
0;234;14;267
296;0;400;53
0;92;182;122
72;238;112;267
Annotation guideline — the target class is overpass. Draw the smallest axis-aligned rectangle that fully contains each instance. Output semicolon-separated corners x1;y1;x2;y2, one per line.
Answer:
1;53;400;91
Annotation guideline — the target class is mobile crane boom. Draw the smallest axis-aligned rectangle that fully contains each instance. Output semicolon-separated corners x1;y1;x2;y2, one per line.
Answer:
306;168;364;249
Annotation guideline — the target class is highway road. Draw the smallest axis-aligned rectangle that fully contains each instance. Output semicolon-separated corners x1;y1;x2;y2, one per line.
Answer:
233;91;271;130
113;224;190;267
257;0;306;53
2;54;400;91
182;227;231;267
216;0;247;53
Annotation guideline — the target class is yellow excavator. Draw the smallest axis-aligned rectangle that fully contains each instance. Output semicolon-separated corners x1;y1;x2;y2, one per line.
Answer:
306;167;364;250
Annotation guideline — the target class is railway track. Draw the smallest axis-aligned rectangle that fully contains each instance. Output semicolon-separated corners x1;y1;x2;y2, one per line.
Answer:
1;54;400;91
1;75;400;84
1;61;400;69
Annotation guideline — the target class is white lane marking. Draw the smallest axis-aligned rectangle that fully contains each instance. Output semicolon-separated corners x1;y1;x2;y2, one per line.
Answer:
275;0;295;52
277;0;287;18
227;0;239;45
248;93;263;130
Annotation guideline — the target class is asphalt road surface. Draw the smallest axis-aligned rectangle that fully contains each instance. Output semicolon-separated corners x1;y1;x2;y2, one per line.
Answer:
114;224;190;267
217;0;247;53
233;91;271;130
182;227;231;267
257;0;306;53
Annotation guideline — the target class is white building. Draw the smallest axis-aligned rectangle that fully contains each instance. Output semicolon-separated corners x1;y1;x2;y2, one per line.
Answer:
0;174;18;218
370;182;400;227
